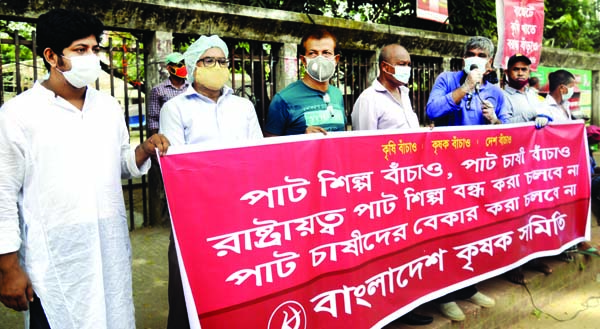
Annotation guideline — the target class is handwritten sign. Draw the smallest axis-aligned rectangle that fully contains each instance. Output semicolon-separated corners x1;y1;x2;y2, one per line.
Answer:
495;0;545;70
160;122;590;329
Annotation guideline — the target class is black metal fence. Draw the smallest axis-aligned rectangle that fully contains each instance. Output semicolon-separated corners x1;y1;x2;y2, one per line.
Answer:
1;25;453;229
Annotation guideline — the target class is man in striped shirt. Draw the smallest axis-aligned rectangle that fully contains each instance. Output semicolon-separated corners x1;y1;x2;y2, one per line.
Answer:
147;52;190;227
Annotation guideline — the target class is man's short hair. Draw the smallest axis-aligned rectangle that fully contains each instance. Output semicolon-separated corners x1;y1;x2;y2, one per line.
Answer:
548;69;575;93
528;77;539;88
37;9;104;70
299;28;337;55
463;36;495;58
378;44;403;65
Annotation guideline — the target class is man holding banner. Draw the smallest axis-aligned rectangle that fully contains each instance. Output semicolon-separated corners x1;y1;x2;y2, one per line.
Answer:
159;35;263;329
265;29;346;136
503;53;552;128
426;36;499;321
352;44;432;326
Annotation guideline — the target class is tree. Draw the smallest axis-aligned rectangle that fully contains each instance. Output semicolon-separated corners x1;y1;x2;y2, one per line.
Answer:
208;0;600;52
544;0;600;51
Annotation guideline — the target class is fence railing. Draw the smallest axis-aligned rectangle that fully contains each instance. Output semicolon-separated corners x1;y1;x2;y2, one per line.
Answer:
1;24;453;229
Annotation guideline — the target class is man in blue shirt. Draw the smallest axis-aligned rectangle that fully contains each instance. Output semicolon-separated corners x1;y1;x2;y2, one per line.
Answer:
426;36;508;126
425;36;499;321
265;29;345;136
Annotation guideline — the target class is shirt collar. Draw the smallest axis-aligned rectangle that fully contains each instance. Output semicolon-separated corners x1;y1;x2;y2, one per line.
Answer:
166;77;190;90
504;85;527;95
183;84;234;101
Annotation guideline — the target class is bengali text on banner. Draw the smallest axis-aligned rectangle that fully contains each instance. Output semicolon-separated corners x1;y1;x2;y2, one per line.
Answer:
159;122;590;329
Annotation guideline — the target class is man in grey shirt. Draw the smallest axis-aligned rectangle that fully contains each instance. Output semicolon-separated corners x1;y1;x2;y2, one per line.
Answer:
502;54;552;127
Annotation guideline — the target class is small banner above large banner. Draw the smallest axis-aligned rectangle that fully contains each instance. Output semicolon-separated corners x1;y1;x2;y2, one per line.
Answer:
495;0;545;70
416;0;449;24
160;122;589;329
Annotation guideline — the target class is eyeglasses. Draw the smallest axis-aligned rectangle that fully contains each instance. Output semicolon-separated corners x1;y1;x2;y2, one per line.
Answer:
323;93;334;117
169;62;185;68
196;57;229;67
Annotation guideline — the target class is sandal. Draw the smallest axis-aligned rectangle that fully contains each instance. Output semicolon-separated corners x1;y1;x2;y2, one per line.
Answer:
505;267;527;285
577;242;600;257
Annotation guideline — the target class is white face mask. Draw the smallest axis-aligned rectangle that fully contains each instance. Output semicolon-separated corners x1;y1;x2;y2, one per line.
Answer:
390;65;411;84
58;54;102;88
463;56;488;74
305;56;336;82
563;86;574;100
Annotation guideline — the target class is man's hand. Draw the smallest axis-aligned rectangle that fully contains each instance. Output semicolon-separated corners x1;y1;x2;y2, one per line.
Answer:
305;126;328;135
461;68;483;93
142;133;170;156
481;99;500;124
0;253;33;311
535;116;549;129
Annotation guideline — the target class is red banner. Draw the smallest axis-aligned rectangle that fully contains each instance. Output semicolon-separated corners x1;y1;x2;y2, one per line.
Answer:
160;122;590;329
416;0;449;24
496;0;544;70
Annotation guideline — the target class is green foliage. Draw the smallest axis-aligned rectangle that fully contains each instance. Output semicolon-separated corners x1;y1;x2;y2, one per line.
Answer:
544;0;600;51
205;0;600;52
1;20;35;64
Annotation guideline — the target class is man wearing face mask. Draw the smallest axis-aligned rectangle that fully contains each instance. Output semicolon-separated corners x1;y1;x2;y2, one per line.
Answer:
426;36;509;126
147;52;190;228
545;69;576;122
159;35;263;329
425;36;499;322
0;9;169;329
503;54;553;128
148;52;189;137
265;28;346;136
352;44;420;130
352;44;433;326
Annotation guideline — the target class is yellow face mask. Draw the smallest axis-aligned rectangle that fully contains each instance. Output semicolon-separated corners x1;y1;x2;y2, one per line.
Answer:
194;65;229;91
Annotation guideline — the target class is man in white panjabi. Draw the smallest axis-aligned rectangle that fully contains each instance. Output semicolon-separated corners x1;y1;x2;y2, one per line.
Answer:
0;9;169;329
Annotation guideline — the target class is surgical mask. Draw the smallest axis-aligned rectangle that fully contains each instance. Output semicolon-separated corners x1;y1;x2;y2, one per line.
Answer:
58;54;102;88
305;56;336;82
194;65;229;91
463;56;488;74
390;65;411;84
563;86;574;100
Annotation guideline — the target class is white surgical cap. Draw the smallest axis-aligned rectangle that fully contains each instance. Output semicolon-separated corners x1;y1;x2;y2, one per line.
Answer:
184;35;229;81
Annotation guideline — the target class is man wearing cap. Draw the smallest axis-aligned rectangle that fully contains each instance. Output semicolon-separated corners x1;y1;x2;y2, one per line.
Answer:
265;28;346;136
148;52;189;136
159;35;263;329
503;54;552;128
147;52;190;228
426;36;509;126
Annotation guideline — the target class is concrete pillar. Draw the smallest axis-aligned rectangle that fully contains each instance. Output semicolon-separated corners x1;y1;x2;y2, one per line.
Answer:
367;50;379;84
275;43;298;93
145;30;174;227
442;56;453;72
146;31;173;91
